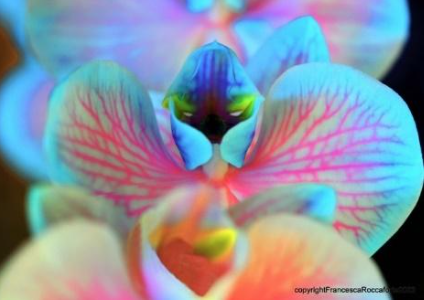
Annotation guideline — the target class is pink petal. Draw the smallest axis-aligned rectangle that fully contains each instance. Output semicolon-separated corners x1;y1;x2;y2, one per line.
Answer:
150;92;184;167
45;61;203;217
228;183;337;227
226;63;423;254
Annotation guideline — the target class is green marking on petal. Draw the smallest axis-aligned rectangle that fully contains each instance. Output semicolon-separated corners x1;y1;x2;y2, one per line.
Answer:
227;94;256;120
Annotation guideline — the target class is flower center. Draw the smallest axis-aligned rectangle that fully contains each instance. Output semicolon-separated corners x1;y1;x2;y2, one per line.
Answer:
166;92;257;143
156;228;237;296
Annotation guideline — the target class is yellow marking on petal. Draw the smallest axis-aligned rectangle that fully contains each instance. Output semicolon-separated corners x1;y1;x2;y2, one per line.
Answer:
163;95;196;119
194;228;237;260
227;94;256;120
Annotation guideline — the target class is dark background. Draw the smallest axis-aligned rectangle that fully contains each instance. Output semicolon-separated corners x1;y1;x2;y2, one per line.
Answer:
0;1;423;299
372;1;424;299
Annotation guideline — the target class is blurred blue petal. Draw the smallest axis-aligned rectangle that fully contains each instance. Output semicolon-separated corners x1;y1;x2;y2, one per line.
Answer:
0;0;26;45
186;0;214;12
221;97;262;167
247;16;330;95
169;100;213;170
0;57;53;180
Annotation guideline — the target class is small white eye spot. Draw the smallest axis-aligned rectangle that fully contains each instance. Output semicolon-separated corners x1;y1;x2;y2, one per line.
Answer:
230;110;243;117
183;111;193;117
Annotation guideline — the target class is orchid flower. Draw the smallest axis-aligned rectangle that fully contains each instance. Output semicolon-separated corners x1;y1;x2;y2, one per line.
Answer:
32;35;423;256
2;185;390;299
0;0;410;179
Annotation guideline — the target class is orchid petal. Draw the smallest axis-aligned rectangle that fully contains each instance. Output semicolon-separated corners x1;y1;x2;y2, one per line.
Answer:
27;185;135;240
127;189;201;299
229;184;337;228
228;63;423;254
0;221;139;300
169;100;213;170
150;91;184;167
220;97;263;167
0;58;53;179
232;19;274;58
45;61;203;217
303;0;409;78
247;16;330;95
238;0;409;78
26;0;206;90
222;215;389;300
127;185;248;299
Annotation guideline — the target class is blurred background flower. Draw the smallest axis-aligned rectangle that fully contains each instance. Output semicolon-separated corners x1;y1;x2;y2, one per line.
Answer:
0;0;410;180
0;185;390;299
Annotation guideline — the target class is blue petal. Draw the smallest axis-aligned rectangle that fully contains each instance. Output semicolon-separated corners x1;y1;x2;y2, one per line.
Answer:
27;186;47;235
165;42;259;110
220;96;263;168
229;183;337;227
225;0;246;12
0;57;52;180
169;100;213;170
232;19;273;59
231;63;423;254
186;0;214;13
247;16;330;95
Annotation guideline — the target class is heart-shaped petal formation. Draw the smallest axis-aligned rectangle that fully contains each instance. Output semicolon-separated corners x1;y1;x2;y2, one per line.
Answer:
127;185;247;298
